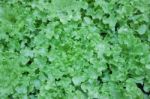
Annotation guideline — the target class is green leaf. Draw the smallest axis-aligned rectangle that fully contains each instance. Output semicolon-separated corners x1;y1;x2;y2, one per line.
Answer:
72;76;85;86
137;24;147;35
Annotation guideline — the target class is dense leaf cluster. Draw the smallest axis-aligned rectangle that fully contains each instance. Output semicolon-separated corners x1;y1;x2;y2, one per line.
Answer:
0;0;150;99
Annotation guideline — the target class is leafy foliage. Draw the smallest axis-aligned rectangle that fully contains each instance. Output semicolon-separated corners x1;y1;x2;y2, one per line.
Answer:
0;0;150;98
